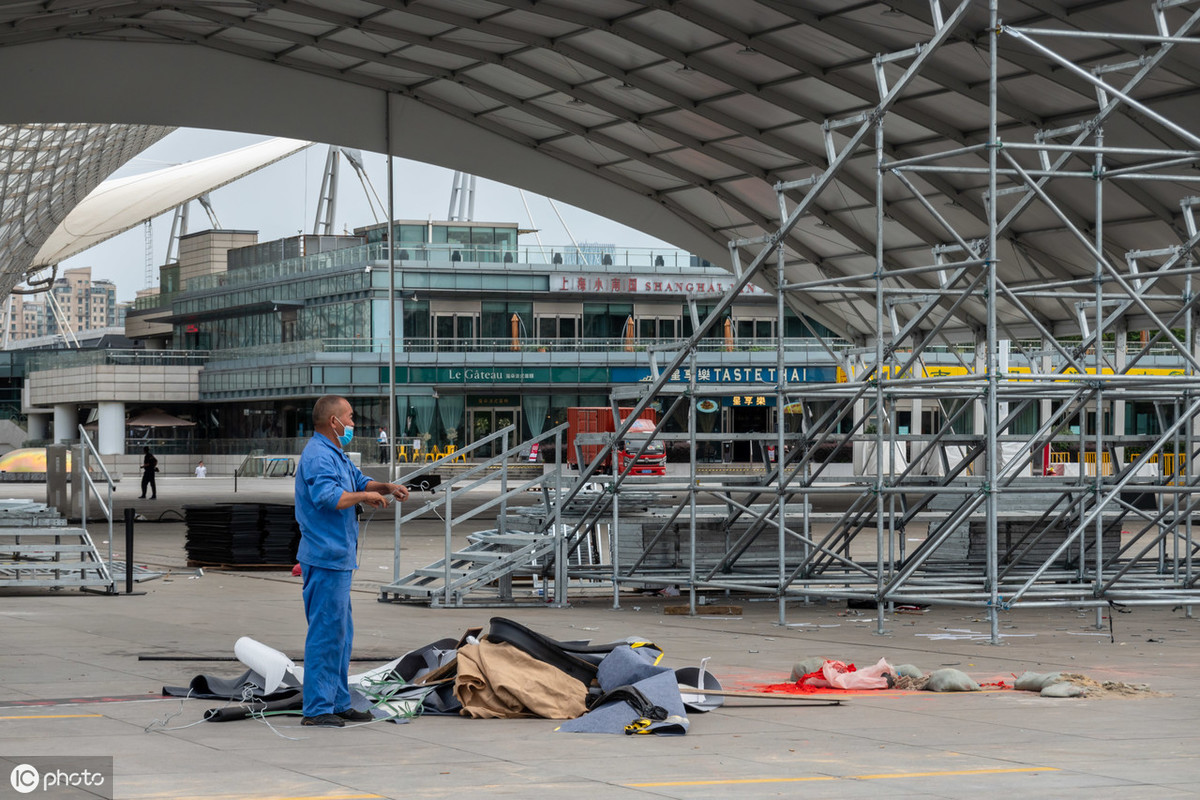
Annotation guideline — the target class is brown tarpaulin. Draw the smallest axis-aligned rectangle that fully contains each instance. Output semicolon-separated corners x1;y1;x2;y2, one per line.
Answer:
454;640;587;719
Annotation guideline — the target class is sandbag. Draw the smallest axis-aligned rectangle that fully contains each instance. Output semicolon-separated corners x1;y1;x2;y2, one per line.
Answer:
1040;682;1085;698
895;664;924;679
1014;671;1063;692
789;656;830;682
924;668;980;692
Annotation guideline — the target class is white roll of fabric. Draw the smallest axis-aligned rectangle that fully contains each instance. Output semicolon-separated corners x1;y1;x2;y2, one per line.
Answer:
234;636;299;694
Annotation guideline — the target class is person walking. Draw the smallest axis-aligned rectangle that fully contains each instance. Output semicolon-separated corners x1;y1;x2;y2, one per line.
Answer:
294;395;409;727
194;460;207;478
377;427;389;462
139;446;158;499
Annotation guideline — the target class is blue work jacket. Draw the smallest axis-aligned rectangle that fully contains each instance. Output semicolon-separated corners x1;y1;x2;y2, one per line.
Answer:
295;434;370;570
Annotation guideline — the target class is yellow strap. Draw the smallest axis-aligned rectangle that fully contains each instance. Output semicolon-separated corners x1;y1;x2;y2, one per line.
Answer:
628;642;664;665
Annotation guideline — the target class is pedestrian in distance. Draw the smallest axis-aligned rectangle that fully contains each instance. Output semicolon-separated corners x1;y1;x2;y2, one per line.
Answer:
377;427;389;462
139;446;158;499
194;460;207;478
294;395;409;727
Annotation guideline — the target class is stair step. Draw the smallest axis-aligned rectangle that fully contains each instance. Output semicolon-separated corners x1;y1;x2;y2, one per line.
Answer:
0;577;112;587
0;562;107;571
450;549;506;561
414;567;472;579
0;527;87;537
467;533;542;545
0;544;95;554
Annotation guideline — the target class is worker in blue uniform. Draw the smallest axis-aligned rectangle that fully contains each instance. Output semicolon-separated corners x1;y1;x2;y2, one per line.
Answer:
295;395;409;727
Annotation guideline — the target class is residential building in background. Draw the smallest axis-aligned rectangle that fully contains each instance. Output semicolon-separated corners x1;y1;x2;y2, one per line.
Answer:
4;266;123;342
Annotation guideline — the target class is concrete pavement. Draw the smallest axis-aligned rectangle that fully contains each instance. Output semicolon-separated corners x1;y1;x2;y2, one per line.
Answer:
0;476;1197;799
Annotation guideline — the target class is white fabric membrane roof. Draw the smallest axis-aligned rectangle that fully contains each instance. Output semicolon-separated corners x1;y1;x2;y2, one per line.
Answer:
0;0;1198;342
32;137;312;268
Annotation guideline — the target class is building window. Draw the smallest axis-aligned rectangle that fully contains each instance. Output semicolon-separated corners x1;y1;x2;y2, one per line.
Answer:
481;301;532;341
583;303;632;339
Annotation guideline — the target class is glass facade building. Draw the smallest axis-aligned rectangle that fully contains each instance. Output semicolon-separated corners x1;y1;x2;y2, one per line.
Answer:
148;219;852;461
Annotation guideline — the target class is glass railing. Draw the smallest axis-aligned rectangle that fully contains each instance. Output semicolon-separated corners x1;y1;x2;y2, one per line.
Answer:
186;243;382;292
178;242;720;294
203;336;852;358
132;292;167;311
373;244;712;272
27;349;211;371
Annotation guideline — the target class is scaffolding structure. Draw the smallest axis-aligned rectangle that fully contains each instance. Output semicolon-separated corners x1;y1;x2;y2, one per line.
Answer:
548;0;1200;642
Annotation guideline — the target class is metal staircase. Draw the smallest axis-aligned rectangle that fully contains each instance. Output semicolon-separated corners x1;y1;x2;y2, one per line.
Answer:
379;423;572;608
385;529;560;607
0;500;113;592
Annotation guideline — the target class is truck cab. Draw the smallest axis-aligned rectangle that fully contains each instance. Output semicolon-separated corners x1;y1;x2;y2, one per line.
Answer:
617;418;666;475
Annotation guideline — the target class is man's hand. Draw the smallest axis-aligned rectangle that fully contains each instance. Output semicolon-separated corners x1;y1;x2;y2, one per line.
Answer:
382;482;410;502
362;492;390;508
362;481;409;503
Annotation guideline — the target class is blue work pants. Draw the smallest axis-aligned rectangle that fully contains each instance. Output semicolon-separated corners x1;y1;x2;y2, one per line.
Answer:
301;564;354;717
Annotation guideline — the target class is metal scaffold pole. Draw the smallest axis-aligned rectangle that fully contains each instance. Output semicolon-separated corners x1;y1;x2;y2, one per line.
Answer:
382;2;1200;614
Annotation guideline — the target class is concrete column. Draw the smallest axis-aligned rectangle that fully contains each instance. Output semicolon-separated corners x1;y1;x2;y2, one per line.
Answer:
53;404;78;443
26;412;50;441
97;401;125;455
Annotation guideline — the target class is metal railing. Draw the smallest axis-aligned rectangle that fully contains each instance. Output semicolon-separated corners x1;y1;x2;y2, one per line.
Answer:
77;424;115;591
383;422;569;607
206;336;852;358
27;349;210;371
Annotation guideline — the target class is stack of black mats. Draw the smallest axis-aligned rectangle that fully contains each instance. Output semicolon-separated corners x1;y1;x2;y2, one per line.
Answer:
260;503;301;564
184;504;300;565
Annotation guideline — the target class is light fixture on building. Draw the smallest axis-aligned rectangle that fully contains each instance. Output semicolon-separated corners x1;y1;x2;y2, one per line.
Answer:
737;46;758;55
567;96;586;105
616;81;636;90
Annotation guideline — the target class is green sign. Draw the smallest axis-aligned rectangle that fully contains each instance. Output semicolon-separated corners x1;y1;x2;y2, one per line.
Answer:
468;395;519;406
392;366;617;385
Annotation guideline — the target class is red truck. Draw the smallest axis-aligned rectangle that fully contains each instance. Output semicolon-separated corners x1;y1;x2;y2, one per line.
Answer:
566;406;666;476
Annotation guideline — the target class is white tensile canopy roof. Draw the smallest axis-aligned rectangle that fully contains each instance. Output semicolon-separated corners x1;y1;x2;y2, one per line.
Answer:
0;1;1196;342
32;137;312;268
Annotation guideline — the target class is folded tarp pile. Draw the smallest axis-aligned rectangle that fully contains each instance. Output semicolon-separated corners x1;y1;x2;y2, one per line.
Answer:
162;618;696;734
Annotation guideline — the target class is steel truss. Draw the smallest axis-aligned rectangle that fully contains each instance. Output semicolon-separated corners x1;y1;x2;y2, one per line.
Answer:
553;0;1200;642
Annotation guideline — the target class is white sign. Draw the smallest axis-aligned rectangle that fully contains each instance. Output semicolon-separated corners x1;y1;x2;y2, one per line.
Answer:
550;274;768;295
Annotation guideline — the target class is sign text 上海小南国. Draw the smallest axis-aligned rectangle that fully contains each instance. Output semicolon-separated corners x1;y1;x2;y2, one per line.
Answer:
551;274;768;295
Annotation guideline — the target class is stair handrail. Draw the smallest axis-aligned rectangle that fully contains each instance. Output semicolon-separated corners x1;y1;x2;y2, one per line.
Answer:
384;422;569;606
77;425;115;587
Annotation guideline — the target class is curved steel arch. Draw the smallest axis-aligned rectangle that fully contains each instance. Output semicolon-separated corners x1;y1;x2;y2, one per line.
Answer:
0;0;1197;341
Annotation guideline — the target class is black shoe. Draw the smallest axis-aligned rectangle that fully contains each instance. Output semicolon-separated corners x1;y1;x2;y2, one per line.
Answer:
138;495;145;499
151;496;157;500
301;714;345;727
336;708;374;722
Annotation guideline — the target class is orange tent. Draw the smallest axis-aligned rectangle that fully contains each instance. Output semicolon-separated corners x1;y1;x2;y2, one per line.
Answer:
624;315;635;352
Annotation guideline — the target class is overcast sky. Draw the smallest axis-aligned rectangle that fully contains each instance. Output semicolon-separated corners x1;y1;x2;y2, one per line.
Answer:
61;128;674;303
